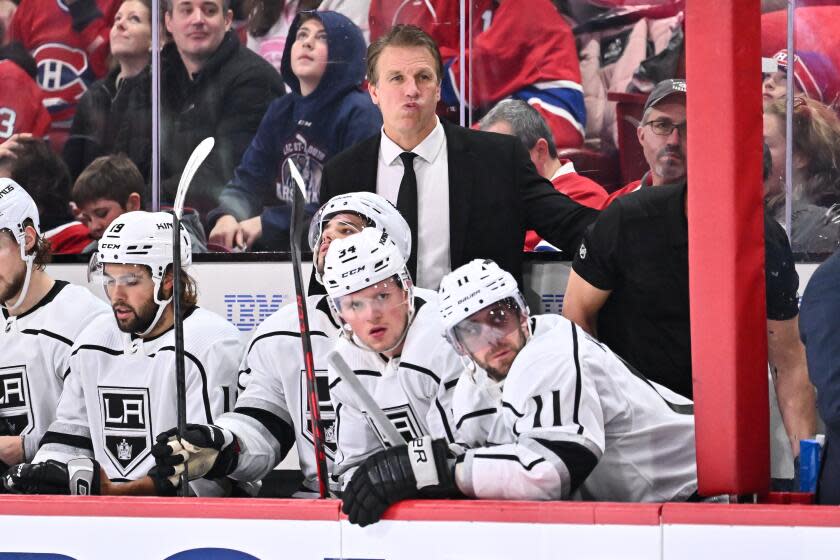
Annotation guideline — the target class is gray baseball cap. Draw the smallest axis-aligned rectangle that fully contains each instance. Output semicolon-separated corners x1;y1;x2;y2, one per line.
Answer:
642;79;687;114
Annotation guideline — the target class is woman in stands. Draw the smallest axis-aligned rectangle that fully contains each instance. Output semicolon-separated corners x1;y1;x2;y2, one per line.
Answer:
63;0;153;184
764;96;840;254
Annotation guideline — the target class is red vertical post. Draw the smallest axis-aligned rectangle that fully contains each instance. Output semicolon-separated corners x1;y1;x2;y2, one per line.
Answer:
686;0;770;495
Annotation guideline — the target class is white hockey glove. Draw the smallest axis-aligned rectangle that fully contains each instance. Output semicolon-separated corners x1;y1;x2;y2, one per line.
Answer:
3;458;101;495
150;424;239;494
341;436;463;526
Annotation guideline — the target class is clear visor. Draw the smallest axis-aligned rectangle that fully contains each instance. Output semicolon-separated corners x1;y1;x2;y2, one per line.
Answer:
308;209;369;253
333;277;409;321
88;257;151;293
452;298;525;354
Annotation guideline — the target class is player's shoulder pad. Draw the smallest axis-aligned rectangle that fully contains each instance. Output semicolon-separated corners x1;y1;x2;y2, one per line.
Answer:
504;317;583;404
73;311;123;350
42;283;109;334
183;307;243;349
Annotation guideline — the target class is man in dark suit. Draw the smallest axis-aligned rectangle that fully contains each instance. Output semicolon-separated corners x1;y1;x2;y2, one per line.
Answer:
317;24;597;290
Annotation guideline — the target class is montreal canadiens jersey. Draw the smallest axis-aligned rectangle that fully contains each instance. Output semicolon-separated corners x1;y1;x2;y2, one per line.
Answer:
0;281;109;461
439;0;586;148
328;288;461;484
453;314;562;449
217;294;341;493
34;307;242;496
0;61;51;140
455;315;698;503
9;0;119;139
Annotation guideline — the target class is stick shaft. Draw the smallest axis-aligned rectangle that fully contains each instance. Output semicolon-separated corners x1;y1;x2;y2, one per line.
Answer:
327;352;404;447
290;186;329;498
172;214;189;497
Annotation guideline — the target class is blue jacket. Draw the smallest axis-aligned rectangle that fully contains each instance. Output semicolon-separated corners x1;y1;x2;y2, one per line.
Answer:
208;11;382;249
800;249;840;504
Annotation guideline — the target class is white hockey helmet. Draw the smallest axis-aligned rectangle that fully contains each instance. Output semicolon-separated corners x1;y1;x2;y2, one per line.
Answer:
322;226;410;299
438;259;529;355
309;191;411;284
89;211;191;336
0;179;41;310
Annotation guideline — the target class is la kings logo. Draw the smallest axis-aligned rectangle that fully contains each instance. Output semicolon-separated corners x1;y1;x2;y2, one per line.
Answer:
99;387;152;477
300;369;336;458
0;365;33;436
366;404;423;446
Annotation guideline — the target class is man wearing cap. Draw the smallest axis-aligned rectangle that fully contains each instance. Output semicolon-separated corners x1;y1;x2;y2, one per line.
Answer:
0;178;109;475
562;80;816;468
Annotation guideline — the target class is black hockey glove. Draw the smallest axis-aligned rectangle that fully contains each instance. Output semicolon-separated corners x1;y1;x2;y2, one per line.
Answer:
151;424;240;489
342;436;461;527
66;0;104;32
3;458;101;495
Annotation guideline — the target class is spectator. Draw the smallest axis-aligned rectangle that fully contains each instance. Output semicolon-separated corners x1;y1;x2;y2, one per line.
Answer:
71;154;207;252
8;0;120;151
764;97;840;254
478;99;609;251
606;78;686;200
0;45;51;140
319;24;597;290
244;0;321;75
444;0;586;149
562;79;817;463
63;0;153;183
0;135;92;254
207;11;381;251
160;0;284;215
763;49;840;109
799;248;840;505
0;178;109;472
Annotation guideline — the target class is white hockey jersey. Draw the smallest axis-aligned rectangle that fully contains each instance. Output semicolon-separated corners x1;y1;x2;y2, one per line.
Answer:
329;289;462;485
216;294;341;493
453;315;562;449
34;307;242;496
0;281;109;460
454;315;698;503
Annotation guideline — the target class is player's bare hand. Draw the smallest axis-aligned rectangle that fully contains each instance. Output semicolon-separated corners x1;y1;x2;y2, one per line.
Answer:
208;215;242;250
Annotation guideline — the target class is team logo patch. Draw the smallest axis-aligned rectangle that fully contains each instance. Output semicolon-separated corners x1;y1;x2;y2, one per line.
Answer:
0;365;33;436
300;369;336;458
99;387;152;477
32;43;90;120
365;403;423;446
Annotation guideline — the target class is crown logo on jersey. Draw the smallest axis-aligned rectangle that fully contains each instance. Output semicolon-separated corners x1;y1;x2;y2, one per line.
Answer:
117;438;132;461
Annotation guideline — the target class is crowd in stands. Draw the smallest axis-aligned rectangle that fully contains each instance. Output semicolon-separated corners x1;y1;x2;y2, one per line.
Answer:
0;0;838;509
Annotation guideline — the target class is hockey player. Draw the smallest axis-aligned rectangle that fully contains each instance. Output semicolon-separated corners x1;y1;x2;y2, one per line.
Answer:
320;227;461;489
3;211;242;496
341;259;698;526
149;193;411;496
0;178;109;474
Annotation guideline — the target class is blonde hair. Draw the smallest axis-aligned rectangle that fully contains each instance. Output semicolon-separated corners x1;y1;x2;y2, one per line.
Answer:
765;97;840;208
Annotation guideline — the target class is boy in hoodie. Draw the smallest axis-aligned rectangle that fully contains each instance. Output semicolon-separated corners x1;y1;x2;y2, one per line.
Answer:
207;11;382;251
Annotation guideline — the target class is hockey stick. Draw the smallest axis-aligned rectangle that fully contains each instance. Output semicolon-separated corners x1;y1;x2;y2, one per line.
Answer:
287;159;330;498
172;137;215;497
327;351;405;448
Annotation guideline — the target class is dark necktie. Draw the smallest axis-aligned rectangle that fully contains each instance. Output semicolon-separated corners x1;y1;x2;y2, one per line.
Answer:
397;151;418;281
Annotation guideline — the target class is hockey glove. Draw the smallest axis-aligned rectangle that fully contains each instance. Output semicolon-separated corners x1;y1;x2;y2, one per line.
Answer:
342;436;461;527
3;458;101;495
151;424;240;489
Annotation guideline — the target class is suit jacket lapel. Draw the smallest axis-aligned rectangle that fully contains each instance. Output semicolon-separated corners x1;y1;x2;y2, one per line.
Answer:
360;135;381;194
443;120;474;268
